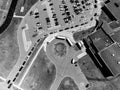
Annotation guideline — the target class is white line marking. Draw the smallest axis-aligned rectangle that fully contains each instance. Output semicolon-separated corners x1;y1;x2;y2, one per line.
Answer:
13;84;24;90
77;52;87;59
20;6;24;12
0;77;6;81
18;44;44;86
13;13;24;19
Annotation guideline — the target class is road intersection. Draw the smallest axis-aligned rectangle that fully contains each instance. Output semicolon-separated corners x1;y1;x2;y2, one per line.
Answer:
0;0;103;89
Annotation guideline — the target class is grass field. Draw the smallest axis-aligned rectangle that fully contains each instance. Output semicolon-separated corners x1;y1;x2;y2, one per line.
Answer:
0;11;7;27
20;47;56;90
15;0;39;16
0;0;11;10
0;18;22;78
14;37;46;85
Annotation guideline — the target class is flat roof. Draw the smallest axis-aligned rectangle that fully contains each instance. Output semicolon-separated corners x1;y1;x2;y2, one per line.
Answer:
89;28;114;51
99;43;120;76
106;0;120;21
111;30;120;44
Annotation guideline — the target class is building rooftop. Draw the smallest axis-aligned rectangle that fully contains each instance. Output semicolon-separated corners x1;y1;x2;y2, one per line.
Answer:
105;0;120;21
111;30;120;44
89;28;114;52
99;43;120;76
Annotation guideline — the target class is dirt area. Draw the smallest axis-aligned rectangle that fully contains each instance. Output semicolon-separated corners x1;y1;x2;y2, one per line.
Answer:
20;47;56;90
57;76;79;90
53;42;67;57
0;18;22;78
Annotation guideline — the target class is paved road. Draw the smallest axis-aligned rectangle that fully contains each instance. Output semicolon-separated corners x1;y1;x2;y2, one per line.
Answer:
4;0;103;89
46;39;89;90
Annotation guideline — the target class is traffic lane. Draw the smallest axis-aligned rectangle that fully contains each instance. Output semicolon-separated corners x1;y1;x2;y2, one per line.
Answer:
46;38;88;90
14;37;46;85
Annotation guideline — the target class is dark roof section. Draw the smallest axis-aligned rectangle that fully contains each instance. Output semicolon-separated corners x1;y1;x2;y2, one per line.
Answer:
105;0;120;21
101;5;117;21
83;39;113;77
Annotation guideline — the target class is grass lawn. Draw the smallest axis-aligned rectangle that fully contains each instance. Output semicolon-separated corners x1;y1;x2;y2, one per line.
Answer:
0;18;22;78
